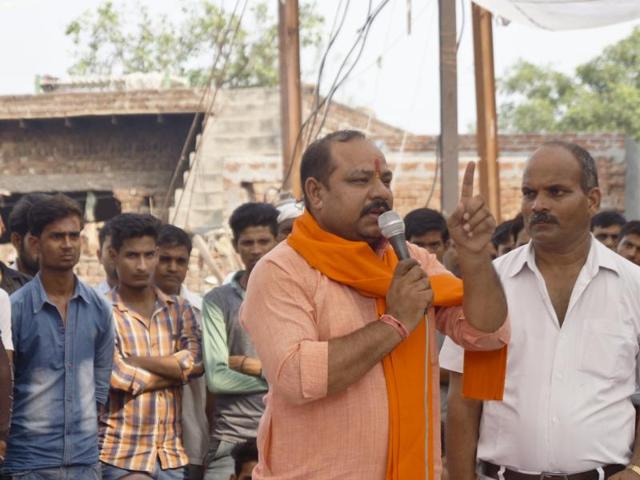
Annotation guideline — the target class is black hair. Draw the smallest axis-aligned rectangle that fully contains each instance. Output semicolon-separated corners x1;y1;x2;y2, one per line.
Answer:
231;438;258;477
9;193;52;236
108;213;162;252
98;220;113;251
619;220;640;241
299;130;366;209
404;208;449;242
157;224;192;254
28;193;84;237
229;202;279;242
492;220;514;248
511;213;525;243
543;140;599;193
591;210;626;230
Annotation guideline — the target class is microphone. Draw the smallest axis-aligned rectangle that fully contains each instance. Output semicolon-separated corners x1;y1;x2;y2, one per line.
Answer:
378;210;411;260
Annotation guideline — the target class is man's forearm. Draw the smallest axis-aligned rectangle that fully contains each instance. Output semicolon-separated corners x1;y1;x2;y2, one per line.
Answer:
140;373;182;393
327;320;401;395
458;250;507;333
126;355;183;381
630;411;640;466
446;372;482;480
0;341;11;445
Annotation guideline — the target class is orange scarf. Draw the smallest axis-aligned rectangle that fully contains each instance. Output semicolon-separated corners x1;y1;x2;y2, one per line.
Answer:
288;212;506;479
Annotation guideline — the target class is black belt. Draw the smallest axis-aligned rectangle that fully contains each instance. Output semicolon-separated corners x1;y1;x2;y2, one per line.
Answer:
483;462;625;480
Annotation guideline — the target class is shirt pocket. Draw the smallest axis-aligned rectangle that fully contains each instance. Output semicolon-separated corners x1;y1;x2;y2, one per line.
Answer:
579;321;637;381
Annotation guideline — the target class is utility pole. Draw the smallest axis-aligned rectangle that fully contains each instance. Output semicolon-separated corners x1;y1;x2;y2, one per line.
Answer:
438;0;458;216
472;3;501;219
278;0;303;198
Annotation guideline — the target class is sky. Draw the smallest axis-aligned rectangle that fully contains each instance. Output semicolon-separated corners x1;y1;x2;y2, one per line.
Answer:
0;0;638;134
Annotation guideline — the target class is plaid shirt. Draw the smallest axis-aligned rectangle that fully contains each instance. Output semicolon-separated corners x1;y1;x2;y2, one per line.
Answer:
99;288;202;473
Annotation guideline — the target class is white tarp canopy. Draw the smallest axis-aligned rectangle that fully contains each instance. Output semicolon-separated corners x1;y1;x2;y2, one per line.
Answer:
472;0;640;30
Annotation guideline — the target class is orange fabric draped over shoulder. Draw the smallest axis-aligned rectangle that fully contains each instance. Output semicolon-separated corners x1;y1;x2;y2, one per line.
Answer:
287;211;505;479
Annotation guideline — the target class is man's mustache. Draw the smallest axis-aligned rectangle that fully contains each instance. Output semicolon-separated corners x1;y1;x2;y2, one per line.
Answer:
361;200;391;217
529;212;559;225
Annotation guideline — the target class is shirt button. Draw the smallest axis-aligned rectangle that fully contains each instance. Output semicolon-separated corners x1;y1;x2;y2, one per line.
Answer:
552;417;559;424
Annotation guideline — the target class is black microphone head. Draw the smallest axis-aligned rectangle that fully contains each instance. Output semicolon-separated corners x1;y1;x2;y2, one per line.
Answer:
378;210;405;239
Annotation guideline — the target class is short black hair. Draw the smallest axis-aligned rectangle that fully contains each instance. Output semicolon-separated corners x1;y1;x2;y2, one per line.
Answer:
108;213;161;252
157;224;192;254
9;193;51;236
492;220;514;247
404;208;449;242
98;220;113;251
229;202;279;242
543;140;599;193
231;438;258;477
28;193;84;237
591;210;626;230
511;213;524;243
300;130;366;208
619;220;640;241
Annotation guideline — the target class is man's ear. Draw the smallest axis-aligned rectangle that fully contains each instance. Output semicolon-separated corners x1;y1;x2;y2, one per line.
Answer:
10;232;21;252
27;233;40;257
587;187;602;215
304;177;326;213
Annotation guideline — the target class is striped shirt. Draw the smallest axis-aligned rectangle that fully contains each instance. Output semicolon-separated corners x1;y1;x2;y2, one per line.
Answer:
99;288;202;473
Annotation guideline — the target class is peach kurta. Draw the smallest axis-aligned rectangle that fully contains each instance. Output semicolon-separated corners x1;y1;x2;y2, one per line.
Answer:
240;242;509;479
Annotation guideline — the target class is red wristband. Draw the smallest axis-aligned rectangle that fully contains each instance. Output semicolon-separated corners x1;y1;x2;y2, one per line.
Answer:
379;314;410;340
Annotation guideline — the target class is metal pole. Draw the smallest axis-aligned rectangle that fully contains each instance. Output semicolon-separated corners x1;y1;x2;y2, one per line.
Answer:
439;0;459;217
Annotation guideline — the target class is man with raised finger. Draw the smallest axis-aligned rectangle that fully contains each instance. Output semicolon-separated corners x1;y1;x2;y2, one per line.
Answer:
442;140;640;480
240;130;509;480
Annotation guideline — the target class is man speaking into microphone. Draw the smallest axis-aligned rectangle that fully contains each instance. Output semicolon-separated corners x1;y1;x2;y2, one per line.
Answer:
240;130;510;480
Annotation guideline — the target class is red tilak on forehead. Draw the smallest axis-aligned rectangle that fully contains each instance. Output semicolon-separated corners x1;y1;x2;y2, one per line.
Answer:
374;158;381;177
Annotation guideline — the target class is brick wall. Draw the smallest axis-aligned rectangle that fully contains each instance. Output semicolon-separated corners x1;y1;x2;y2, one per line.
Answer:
0;114;195;211
220;130;630;222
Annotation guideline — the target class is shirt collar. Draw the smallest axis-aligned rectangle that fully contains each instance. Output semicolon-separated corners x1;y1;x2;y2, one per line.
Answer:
0;261;31;281
110;286;175;314
30;273;90;314
505;234;620;278
230;271;246;298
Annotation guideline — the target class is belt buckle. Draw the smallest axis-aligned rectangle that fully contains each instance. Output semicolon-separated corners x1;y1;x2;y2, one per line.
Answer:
540;474;569;480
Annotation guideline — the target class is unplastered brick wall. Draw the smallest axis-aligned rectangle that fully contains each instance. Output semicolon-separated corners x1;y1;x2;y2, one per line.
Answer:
218;131;629;223
0;114;194;211
373;133;629;222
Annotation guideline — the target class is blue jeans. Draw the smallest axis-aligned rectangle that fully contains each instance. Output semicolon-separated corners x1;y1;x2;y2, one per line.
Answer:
101;460;185;480
8;464;101;479
203;440;235;480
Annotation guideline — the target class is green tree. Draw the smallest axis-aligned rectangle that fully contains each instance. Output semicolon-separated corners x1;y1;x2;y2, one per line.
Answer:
65;0;324;88
498;27;640;139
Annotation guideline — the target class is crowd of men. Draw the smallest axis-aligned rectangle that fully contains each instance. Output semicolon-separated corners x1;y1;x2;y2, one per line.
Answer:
0;130;639;480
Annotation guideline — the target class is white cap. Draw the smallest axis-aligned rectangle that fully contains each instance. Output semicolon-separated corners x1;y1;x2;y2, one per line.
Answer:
277;200;304;224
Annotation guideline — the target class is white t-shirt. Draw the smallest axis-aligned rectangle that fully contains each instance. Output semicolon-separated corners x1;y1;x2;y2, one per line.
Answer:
440;238;640;473
0;289;12;351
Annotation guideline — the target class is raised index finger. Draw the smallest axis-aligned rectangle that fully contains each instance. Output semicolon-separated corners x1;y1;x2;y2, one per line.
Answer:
460;161;476;201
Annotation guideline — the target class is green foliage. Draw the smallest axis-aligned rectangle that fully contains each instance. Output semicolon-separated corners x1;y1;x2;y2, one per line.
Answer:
65;0;324;88
498;27;640;139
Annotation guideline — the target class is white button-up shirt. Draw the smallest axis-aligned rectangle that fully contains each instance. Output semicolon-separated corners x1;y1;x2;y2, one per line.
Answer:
440;237;640;473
